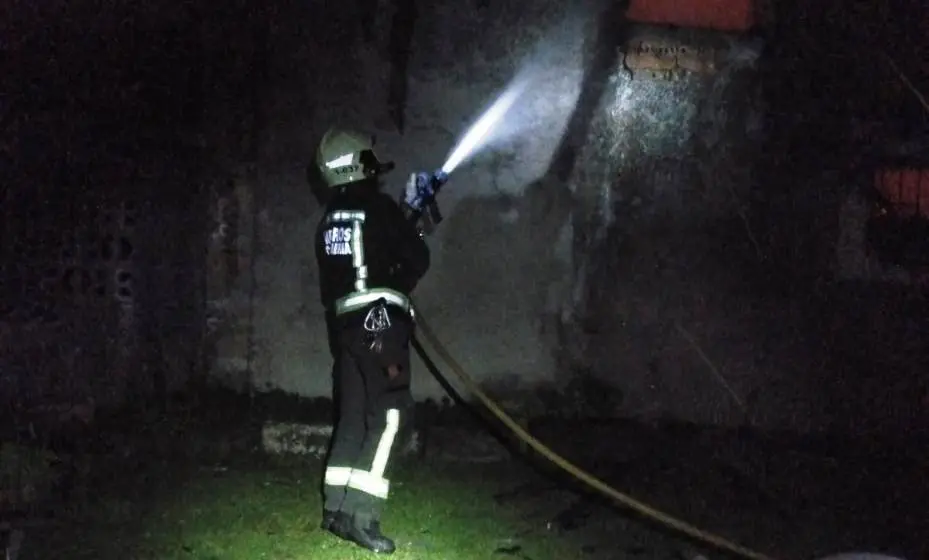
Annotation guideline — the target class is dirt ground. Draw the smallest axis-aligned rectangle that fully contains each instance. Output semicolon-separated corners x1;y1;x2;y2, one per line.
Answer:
425;415;927;560
4;387;925;560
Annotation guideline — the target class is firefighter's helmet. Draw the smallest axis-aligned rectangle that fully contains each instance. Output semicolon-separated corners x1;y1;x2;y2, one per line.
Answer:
315;128;393;189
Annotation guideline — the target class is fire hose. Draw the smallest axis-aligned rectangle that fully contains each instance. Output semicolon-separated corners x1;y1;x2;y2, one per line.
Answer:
410;305;782;560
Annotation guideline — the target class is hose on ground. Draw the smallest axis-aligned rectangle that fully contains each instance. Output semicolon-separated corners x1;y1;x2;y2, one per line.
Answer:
411;307;783;560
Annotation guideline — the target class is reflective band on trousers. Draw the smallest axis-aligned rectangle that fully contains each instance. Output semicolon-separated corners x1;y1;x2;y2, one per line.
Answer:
334;288;410;316
325;466;353;486
323;408;401;500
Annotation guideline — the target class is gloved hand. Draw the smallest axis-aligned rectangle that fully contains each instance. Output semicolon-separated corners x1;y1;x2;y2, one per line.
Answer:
403;170;448;213
403;172;432;213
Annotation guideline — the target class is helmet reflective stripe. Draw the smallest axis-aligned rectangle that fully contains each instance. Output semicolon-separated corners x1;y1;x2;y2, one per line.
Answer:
325;153;355;169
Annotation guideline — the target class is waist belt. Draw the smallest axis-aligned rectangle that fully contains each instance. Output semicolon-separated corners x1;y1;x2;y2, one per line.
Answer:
334;288;411;316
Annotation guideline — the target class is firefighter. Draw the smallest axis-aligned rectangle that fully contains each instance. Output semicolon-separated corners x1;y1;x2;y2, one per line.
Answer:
312;127;430;554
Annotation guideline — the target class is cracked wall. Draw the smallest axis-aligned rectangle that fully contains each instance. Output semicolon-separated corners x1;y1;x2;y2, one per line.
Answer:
9;0;925;433
206;0;773;417
208;0;597;399
9;0;927;437
206;0;926;435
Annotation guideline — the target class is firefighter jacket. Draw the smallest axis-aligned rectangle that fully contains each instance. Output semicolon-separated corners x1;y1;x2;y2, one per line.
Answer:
315;186;430;320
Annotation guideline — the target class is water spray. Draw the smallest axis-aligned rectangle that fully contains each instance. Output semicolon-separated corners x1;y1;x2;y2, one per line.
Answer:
404;81;526;232
441;83;525;174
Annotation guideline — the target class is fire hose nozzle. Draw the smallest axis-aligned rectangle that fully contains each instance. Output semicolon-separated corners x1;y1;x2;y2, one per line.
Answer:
432;170;449;186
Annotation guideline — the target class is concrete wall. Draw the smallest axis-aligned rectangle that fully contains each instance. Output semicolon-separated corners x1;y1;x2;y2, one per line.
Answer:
207;0;770;411
197;0;926;436
8;0;925;434
3;2;211;411
6;0;925;435
209;0;592;399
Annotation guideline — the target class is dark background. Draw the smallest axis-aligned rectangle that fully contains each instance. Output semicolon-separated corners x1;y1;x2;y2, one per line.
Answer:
2;0;927;424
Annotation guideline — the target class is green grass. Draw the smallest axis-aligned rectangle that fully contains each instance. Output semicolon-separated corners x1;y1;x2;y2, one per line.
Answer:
30;455;581;560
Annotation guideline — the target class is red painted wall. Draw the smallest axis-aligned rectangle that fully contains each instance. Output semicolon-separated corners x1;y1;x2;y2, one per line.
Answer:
875;169;929;218
626;0;757;31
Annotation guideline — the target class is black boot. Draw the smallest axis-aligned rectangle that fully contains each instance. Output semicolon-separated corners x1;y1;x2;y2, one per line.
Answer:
321;510;335;530
333;514;396;554
321;509;350;532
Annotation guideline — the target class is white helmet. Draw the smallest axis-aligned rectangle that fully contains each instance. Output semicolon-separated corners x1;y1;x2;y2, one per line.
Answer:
315;128;393;189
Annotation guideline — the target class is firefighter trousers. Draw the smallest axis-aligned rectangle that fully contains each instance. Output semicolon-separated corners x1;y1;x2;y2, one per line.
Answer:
323;309;414;522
